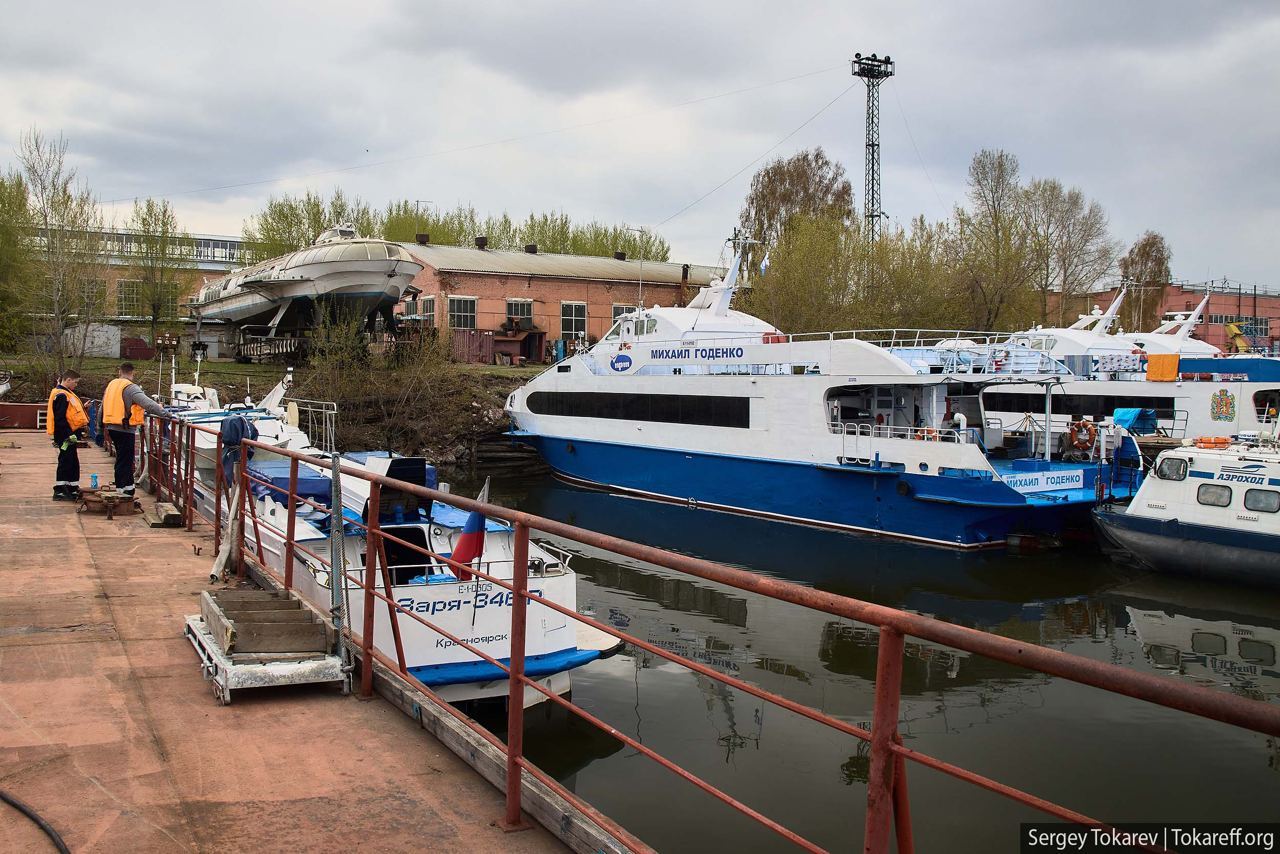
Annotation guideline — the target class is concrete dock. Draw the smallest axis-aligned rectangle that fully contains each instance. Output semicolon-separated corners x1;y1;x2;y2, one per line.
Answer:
0;432;563;853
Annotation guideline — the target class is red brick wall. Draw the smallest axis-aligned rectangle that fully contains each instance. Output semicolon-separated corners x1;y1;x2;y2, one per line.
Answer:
399;267;688;341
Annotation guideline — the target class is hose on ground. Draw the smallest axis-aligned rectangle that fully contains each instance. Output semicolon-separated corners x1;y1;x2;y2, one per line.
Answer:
0;789;71;854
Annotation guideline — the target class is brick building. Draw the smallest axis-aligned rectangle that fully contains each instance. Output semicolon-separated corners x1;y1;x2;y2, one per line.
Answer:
1060;282;1280;353
396;241;725;363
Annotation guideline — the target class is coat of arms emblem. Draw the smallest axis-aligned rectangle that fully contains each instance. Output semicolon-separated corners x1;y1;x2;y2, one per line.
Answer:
1209;389;1236;422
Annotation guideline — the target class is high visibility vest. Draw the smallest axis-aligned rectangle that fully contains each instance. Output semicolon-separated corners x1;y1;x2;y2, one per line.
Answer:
46;386;89;435
103;377;144;428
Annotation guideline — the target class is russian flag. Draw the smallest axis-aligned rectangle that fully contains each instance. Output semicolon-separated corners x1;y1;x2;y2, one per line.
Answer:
450;478;489;581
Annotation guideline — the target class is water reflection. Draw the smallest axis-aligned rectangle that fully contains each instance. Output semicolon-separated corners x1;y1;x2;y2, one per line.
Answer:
463;471;1280;852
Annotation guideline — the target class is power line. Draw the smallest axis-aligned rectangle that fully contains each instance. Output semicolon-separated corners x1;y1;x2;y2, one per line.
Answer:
891;85;945;210
656;81;859;227
102;64;846;206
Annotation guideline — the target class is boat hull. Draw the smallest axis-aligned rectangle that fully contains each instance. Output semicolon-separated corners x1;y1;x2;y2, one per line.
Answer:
518;433;1097;549
1094;506;1280;586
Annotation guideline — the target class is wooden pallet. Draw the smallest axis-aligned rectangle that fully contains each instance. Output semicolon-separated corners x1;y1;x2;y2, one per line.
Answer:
199;589;328;655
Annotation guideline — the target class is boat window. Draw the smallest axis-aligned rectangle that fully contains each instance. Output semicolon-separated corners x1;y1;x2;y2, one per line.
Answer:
1254;390;1280;423
603;323;621;341
339;244;369;261
366;243;388;260
1244;488;1280;513
1239;639;1276;667
1196;483;1232;507
1155;457;1187;481
1191;632;1227;656
527;391;750;428
323;245;346;262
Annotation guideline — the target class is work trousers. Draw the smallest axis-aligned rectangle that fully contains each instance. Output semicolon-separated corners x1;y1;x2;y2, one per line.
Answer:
109;428;136;493
54;442;80;490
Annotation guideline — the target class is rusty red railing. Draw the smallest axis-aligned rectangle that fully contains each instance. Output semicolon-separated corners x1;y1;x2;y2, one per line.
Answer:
140;415;1280;854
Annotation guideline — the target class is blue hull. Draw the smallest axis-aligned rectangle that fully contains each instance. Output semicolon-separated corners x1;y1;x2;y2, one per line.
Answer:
1094;507;1280;587
409;646;601;687
517;434;1107;549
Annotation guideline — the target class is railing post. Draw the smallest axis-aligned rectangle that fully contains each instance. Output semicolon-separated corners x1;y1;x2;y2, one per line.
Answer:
864;626;905;854
184;423;195;530
502;522;532;831
213;432;224;555
283;457;299;592
235;443;248;580
892;734;915;854
360;482;380;699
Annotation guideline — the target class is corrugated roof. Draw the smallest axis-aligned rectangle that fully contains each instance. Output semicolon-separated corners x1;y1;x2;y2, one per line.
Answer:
399;243;724;286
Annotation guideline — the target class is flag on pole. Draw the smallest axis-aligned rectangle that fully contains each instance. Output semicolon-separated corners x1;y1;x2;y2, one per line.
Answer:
449;478;490;581
759;250;771;276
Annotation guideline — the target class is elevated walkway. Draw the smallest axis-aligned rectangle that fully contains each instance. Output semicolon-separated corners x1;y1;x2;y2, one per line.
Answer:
0;432;561;852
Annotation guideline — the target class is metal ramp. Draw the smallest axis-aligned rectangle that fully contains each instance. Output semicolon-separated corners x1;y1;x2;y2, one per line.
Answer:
184;588;344;704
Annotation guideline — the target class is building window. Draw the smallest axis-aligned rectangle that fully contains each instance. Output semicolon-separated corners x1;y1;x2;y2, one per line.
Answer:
612;304;637;320
448;296;476;329
561;302;587;338
1196;483;1232;507
507;299;533;326
420;295;436;327
527;391;751;429
116;279;144;316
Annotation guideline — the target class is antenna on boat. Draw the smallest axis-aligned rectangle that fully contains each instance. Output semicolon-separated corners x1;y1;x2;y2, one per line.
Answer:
1096;284;1126;335
1174;293;1210;342
193;348;203;388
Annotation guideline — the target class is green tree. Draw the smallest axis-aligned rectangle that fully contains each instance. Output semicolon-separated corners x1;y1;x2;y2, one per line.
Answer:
0;170;34;350
128;198;193;344
739;147;853;273
242;189;380;262
951;149;1038;330
18;128;110;374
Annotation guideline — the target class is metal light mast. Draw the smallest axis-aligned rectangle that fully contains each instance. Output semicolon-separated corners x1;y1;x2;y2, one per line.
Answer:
851;52;895;241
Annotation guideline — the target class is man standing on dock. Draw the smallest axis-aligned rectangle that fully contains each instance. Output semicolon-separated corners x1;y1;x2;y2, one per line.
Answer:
102;362;170;496
47;370;88;501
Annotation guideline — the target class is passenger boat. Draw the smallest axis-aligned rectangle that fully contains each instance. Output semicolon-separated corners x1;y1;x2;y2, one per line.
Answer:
188;224;423;339
1094;436;1280;586
505;246;1144;550
156;384;613;704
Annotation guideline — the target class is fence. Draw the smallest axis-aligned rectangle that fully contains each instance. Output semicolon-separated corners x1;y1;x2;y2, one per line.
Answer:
142;414;1280;853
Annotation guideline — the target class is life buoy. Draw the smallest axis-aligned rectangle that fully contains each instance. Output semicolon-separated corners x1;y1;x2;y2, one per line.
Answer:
913;428;939;441
1194;436;1230;449
1068;421;1096;450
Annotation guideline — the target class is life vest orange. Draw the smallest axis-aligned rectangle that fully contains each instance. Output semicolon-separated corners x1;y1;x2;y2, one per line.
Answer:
103;377;144;428
46;386;88;435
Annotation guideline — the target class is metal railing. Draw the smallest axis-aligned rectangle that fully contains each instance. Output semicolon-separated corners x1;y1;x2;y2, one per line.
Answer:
140;414;1280;853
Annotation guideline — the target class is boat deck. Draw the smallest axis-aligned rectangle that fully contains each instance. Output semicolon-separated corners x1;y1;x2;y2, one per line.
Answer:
0;432;561;853
988;456;1139;504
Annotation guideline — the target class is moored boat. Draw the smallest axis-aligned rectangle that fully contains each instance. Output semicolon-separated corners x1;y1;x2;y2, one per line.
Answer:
1094;435;1280;586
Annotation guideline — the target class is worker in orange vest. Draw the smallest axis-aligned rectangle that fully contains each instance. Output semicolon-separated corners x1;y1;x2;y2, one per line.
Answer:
102;362;169;495
47;370;89;500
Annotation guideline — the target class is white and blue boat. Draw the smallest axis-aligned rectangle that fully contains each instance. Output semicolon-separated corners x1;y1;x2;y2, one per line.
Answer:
1094;436;1280;586
505;246;1144;550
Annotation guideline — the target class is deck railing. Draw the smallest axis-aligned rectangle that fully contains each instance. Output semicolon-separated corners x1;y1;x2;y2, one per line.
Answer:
141;414;1280;854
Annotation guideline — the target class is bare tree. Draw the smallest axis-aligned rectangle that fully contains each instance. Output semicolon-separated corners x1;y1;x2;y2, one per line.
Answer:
1024;178;1118;324
951;149;1037;329
1117;231;1173;332
17;128;110;374
128;198;193;344
739;147;853;272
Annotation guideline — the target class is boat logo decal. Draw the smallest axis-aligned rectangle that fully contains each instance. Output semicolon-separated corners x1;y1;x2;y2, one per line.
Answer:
609;353;633;372
1209;389;1236;422
1218;463;1267;484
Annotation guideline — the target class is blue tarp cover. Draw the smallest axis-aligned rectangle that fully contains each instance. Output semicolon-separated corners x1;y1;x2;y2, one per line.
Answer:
1112;407;1158;434
246;459;331;503
430;501;511;533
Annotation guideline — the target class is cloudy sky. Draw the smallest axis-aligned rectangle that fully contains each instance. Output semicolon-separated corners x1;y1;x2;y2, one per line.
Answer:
2;1;1277;284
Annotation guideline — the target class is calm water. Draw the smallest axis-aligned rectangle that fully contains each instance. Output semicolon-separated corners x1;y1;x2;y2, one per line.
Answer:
453;471;1280;852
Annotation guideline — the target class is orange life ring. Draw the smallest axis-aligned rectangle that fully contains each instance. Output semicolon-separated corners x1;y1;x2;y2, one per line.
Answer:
913;427;939;441
1068;421;1096;450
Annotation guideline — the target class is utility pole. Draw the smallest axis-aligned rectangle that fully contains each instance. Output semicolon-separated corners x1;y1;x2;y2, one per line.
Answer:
851;52;895;242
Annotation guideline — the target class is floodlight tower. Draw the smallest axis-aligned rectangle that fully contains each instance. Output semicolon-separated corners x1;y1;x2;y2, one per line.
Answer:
851;52;895;242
